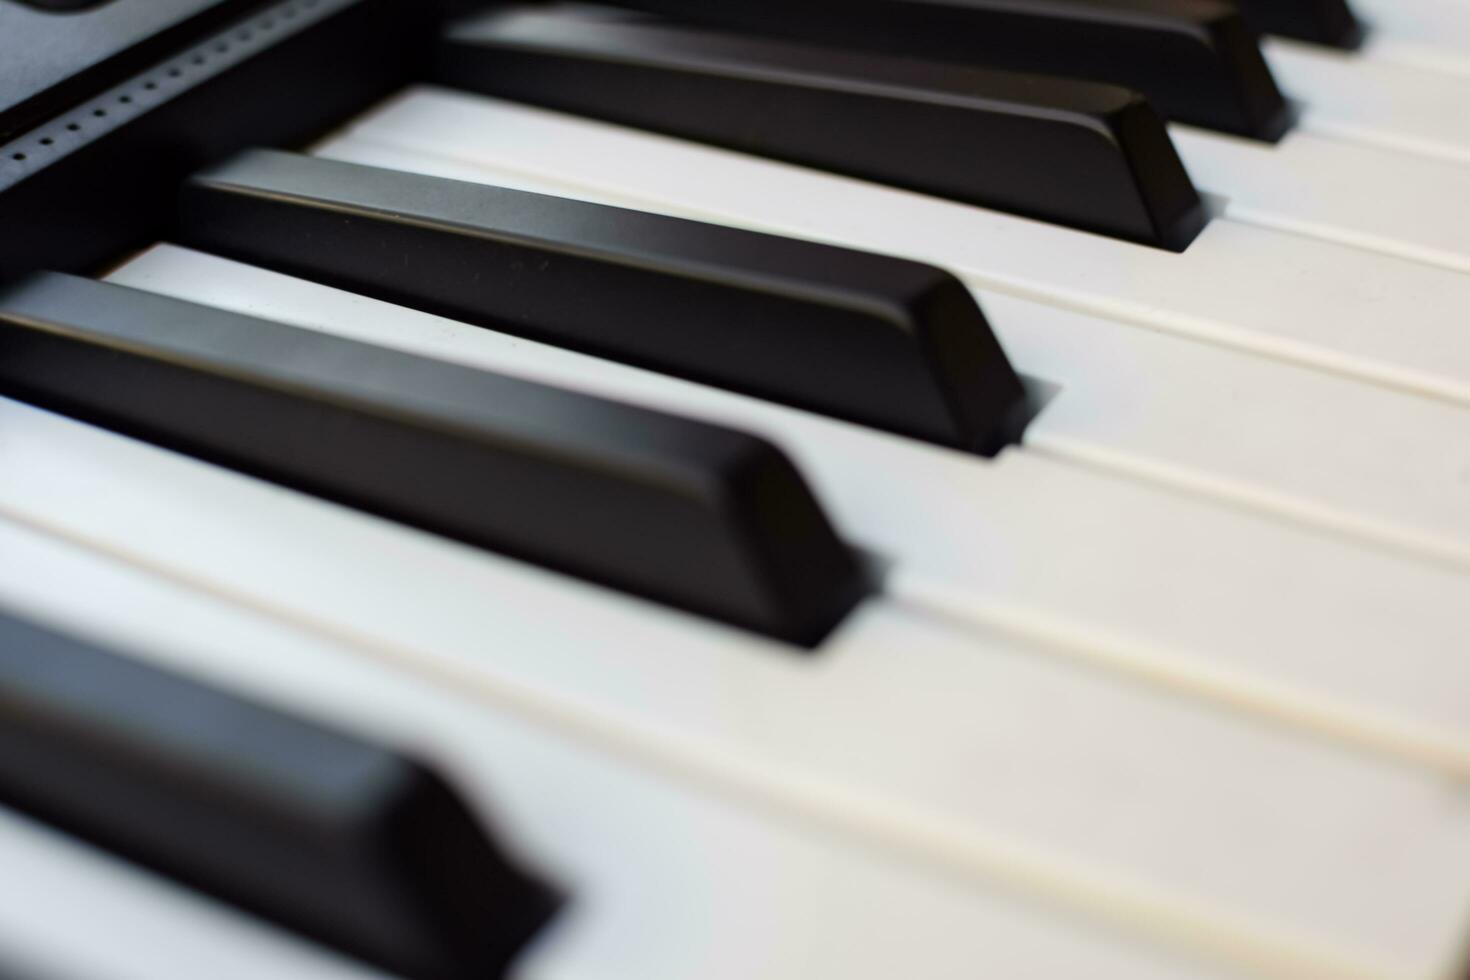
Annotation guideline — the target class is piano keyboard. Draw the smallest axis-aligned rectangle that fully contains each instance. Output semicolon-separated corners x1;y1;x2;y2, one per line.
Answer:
4;1;1470;978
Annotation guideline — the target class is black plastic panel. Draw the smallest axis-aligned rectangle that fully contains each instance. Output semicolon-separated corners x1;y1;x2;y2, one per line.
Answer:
0;0;438;282
0;0;259;141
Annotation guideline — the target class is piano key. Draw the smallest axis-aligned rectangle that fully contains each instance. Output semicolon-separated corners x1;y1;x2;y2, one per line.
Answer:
168;172;1470;580
0;808;393;980
6;400;1470;979
301;125;1470;525
1169;124;1470;274
462;4;1470;253
328;89;1470;315
432;5;1206;250
107;246;1470;782
301;137;1470;568
982;288;1470;569
0;609;556;980
297;136;1470;562
1267;39;1470;164
176;148;1027;454
0;520;1252;980
344;90;1470;417
590;0;1290;140
1356;0;1470;44
0;796;1241;980
1233;0;1363;48
1349;0;1470;70
0;272;864;646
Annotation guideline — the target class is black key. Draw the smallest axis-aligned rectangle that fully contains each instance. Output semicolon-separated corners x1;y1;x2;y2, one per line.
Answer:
596;0;1290;140
433;5;1206;250
179;149;1027;454
0;610;555;979
1233;0;1363;48
0;273;866;646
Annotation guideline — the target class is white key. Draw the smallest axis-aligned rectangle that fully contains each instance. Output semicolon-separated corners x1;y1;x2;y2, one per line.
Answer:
1267;38;1470;164
1353;0;1470;74
0;521;1251;980
107;244;1470;778
987;289;1470;570
340;89;1470;410
1170;124;1470;274
299;136;1470;574
0;807;392;980
1355;0;1470;46
7;371;1470;971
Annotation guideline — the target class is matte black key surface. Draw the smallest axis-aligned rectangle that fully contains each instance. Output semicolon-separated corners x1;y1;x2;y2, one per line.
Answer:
179;149;1027;453
0;273;866;646
1234;0;1363;48
0;610;554;979
597;0;1290;140
434;5;1206;250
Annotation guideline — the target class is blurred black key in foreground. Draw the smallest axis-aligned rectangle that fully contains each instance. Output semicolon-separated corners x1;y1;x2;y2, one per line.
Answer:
0;273;867;646
433;4;1207;250
596;0;1291;140
0;610;555;979
179;149;1028;454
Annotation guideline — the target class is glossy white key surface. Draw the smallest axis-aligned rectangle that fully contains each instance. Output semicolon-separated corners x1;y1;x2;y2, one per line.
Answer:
1353;0;1470;73
6;404;1470;979
305;136;1470;574
9;9;1470;980
986;289;1470;571
108;245;1470;779
1268;39;1470;163
1355;0;1470;46
339;89;1470;411
7;256;1470;973
0;798;1232;980
0;521;1259;980
0;807;391;980
1171;124;1470;273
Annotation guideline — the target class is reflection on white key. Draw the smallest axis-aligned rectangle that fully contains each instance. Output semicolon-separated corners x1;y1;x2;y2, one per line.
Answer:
7;380;1470;974
107;245;1470;780
340;89;1470;411
0;520;1250;980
